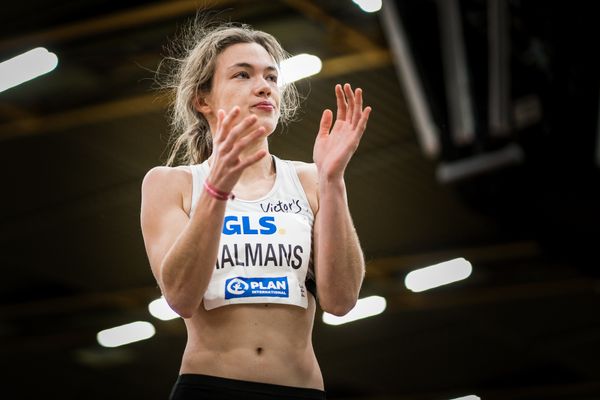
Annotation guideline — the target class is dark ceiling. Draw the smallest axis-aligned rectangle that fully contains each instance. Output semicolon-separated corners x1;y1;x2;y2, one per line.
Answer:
1;1;599;399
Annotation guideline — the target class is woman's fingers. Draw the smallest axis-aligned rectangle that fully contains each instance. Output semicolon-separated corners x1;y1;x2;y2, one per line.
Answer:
215;109;224;138
318;109;333;138
353;88;363;128
233;127;268;170
238;149;268;170
335;84;347;121
358;106;372;134
218;120;266;172
216;106;241;144
234;126;267;151
344;84;355;124
334;83;366;128
332;83;370;132
221;114;258;152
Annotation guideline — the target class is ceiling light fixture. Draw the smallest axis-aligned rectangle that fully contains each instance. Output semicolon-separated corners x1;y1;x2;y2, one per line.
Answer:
353;0;383;13
405;258;472;292
279;54;322;86
148;296;180;321
0;47;58;93
97;321;155;348
322;295;386;325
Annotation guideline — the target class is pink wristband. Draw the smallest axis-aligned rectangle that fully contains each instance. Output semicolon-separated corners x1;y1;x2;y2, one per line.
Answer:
204;180;234;201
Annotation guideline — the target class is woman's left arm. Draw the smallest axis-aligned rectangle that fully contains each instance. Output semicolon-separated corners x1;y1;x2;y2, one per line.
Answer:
312;83;372;316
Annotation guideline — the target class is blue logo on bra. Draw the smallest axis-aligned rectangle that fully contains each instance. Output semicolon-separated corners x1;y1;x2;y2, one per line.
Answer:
222;216;276;235
224;277;289;299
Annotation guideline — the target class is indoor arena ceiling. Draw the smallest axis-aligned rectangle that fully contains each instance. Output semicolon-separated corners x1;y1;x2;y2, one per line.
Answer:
1;1;599;399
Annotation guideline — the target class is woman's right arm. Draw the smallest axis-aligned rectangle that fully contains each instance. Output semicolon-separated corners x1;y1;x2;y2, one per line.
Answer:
140;107;267;318
140;167;227;318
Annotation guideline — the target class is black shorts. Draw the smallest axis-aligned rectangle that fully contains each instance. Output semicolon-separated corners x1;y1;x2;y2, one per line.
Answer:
169;374;326;400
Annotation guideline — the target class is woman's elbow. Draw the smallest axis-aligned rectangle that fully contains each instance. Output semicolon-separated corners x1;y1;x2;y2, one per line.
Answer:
174;308;194;320
163;292;197;319
160;274;200;318
320;296;357;317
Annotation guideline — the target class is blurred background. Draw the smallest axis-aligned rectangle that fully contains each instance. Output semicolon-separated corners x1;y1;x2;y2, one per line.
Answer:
1;0;599;399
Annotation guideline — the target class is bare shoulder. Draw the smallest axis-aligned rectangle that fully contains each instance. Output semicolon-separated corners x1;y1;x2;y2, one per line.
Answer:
141;165;192;202
290;161;319;213
290;161;318;185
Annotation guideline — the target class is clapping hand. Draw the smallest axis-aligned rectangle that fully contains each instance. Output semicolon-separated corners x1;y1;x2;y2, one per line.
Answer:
209;107;268;193
313;83;372;181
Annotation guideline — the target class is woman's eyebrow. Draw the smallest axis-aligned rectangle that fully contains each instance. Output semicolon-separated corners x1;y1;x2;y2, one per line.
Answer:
227;62;278;72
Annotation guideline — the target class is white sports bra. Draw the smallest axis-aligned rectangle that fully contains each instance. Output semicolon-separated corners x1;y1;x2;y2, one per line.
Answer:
189;155;315;310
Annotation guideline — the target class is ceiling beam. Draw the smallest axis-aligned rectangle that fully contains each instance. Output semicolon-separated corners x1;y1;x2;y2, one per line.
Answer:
0;0;379;56
0;286;158;319
0;0;238;54
0;92;169;140
320;49;391;78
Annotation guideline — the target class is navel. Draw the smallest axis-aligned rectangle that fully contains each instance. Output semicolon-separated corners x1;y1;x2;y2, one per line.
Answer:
256;347;263;355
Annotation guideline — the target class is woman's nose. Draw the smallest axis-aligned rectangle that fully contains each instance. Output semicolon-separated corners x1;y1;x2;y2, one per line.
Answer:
255;78;272;97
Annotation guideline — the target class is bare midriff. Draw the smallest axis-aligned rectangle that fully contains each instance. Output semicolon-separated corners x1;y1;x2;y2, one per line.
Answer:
179;294;324;390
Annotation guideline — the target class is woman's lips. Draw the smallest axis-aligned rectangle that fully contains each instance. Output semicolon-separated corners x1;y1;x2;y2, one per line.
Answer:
253;102;275;111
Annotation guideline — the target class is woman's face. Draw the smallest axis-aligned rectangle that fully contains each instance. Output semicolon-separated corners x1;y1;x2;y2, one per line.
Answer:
199;42;281;135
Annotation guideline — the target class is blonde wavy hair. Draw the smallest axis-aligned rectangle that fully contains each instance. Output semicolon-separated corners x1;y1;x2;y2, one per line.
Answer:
158;20;300;166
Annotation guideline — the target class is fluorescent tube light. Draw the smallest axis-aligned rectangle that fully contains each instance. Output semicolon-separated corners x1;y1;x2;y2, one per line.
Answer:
0;47;58;93
148;296;180;321
97;321;155;348
405;258;472;292
353;0;382;13
322;295;386;325
279;54;322;86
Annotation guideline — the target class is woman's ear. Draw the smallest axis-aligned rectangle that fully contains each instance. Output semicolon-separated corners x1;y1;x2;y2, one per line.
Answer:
193;95;211;115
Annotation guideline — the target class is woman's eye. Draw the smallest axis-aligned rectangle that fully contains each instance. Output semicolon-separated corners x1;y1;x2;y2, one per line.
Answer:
234;71;249;79
267;75;278;83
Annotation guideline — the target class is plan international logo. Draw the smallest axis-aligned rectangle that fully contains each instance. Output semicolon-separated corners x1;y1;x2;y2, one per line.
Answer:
225;277;289;299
